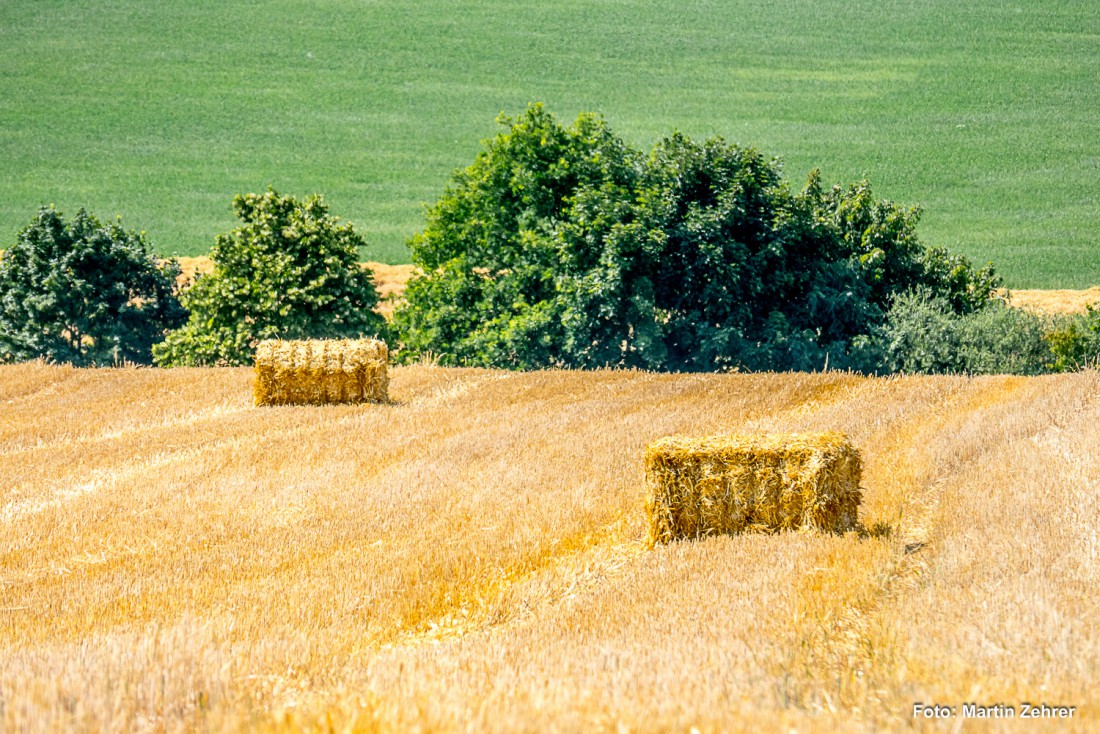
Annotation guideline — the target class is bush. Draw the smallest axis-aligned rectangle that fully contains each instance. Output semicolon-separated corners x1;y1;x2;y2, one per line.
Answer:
1044;305;1100;371
394;104;1000;372
959;301;1052;375
0;207;186;366
154;189;386;366
881;289;1053;375
877;290;962;374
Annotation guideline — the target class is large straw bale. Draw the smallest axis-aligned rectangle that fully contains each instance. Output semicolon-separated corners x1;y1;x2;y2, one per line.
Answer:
253;338;388;406
644;431;861;545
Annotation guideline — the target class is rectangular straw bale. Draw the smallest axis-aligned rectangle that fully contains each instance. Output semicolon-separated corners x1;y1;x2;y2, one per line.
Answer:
253;338;388;406
644;431;861;545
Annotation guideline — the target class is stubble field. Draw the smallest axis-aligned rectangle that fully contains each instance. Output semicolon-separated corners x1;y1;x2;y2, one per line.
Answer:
2;362;1098;731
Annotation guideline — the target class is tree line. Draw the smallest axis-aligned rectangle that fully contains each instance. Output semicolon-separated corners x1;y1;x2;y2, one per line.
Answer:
2;105;1097;374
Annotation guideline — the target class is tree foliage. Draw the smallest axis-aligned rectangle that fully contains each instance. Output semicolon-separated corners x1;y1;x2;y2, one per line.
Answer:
0;207;186;366
154;189;386;366
395;104;1000;372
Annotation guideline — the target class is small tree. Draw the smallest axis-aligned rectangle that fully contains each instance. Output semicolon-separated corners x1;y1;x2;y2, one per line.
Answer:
0;207;186;366
154;189;386;366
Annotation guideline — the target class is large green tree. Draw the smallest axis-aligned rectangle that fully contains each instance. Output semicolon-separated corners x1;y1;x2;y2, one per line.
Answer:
394;104;639;368
0;207;186;366
154;189;386;366
395;105;999;372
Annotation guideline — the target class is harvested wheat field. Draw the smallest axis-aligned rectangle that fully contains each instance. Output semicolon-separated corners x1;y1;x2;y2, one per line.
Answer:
1007;288;1100;314
2;363;1098;732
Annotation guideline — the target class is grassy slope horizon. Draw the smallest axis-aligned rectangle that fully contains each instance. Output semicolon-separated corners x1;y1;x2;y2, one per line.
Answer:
2;0;1097;287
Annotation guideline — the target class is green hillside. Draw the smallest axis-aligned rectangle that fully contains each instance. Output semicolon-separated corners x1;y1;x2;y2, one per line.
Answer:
1;0;1097;286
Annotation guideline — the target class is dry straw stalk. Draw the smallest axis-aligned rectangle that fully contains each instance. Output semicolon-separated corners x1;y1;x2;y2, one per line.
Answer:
253;338;389;406
644;431;861;545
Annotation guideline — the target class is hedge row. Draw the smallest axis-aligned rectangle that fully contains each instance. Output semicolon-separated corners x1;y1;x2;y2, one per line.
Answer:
2;106;1097;374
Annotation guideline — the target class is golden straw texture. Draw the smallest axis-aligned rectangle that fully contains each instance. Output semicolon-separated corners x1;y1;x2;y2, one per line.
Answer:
644;431;861;545
253;338;389;406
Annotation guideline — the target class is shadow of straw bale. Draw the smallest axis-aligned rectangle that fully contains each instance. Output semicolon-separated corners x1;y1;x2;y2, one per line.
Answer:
855;521;895;540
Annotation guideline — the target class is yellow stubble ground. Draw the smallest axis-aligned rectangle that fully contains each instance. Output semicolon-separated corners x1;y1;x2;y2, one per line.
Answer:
1;363;1098;732
1006;288;1100;314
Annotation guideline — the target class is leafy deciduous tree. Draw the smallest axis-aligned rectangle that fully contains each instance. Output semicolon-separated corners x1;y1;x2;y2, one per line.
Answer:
154;189;386;366
0;207;186;366
395;104;1000;372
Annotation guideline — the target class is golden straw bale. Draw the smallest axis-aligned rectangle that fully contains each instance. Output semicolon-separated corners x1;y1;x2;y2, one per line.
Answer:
253;338;388;406
644;431;861;545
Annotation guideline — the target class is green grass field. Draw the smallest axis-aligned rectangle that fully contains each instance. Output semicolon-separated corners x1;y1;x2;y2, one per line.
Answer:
2;0;1097;286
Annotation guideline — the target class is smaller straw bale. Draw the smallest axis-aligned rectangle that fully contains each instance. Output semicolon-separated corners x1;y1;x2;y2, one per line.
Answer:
644;431;861;545
253;338;388;406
